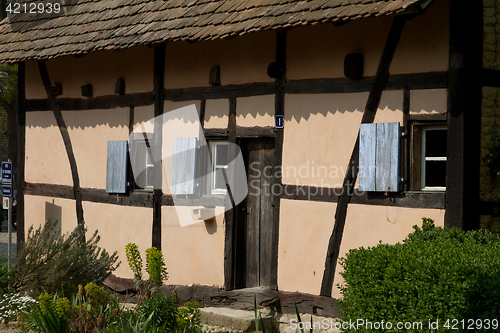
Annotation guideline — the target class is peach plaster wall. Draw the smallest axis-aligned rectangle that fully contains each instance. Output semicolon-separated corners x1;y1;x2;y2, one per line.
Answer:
286;0;450;80
277;199;445;298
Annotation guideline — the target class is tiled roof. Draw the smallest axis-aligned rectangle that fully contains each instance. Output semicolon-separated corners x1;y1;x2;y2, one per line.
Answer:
0;0;426;63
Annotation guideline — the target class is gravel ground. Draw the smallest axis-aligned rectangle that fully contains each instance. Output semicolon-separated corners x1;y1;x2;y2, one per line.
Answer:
0;322;21;333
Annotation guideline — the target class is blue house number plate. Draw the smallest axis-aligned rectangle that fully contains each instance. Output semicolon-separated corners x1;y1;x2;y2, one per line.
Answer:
275;115;284;129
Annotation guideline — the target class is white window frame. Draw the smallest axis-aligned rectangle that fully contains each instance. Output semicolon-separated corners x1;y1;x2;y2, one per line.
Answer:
210;141;228;195
143;141;154;190
421;126;447;191
130;132;155;191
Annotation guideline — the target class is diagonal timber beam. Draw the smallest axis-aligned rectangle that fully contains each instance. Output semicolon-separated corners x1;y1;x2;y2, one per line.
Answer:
38;61;85;234
320;16;407;297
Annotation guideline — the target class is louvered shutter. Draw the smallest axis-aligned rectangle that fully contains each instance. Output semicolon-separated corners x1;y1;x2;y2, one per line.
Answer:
172;137;197;195
106;140;128;193
359;122;400;192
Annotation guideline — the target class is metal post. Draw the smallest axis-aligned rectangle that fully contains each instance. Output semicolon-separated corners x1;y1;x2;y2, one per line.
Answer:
7;196;11;273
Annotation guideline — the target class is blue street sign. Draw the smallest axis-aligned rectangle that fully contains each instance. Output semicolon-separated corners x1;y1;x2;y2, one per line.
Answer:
275;115;284;129
2;186;12;197
1;162;12;186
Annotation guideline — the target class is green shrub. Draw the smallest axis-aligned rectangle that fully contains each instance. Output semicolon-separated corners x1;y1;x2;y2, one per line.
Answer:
125;243;168;297
125;243;143;283
338;218;500;333
177;301;202;333
84;282;110;306
15;219;120;296
138;292;178;331
145;247;168;288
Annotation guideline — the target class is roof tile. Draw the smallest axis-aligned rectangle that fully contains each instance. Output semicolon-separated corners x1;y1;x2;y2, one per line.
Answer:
0;0;425;63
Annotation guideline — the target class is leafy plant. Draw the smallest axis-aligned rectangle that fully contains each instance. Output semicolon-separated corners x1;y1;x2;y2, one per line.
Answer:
338;218;500;333
145;247;168;289
25;296;70;333
66;283;121;333
0;293;36;321
125;243;143;284
138;292;178;331
125;243;168;298
84;282;110;307
106;311;164;333
177;301;202;333
15;219;120;296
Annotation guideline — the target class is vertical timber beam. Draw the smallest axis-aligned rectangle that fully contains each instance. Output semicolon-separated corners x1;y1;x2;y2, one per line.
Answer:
445;0;482;230
152;43;166;250
224;97;237;290
403;86;410;192
320;16;406;297
38;61;85;232
271;30;286;290
128;106;135;192
16;61;26;254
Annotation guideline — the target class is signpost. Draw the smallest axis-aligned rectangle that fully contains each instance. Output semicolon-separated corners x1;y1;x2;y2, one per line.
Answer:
1;161;12;287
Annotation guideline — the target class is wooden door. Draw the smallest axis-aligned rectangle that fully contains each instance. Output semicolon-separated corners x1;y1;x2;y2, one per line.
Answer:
234;138;275;288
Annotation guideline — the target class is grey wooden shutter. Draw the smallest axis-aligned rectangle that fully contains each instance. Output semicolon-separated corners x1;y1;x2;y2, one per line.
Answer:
106;140;128;193
359;122;400;192
172;137;197;195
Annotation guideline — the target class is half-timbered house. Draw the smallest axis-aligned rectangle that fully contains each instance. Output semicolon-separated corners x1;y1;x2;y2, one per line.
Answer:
0;0;492;314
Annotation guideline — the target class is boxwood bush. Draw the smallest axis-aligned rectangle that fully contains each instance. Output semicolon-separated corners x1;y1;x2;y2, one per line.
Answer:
338;218;500;332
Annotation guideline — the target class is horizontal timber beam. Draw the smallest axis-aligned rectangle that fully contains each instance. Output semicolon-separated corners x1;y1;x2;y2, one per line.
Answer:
165;82;276;101
280;184;445;209
26;92;153;112
26;72;448;112
204;126;275;139
24;182;225;207
286;71;448;94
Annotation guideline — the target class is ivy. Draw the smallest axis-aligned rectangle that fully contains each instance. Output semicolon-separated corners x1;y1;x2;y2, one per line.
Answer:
483;138;500;178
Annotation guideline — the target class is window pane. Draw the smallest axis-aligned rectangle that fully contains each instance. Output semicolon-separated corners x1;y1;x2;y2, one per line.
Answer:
425;129;447;157
425;161;446;187
146;166;154;187
214;168;227;189
216;144;228;166
146;148;153;165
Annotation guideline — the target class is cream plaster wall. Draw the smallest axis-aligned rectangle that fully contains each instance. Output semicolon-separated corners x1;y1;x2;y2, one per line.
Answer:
277;199;445;297
283;91;403;187
161;206;225;287
25;46;154;99
26;111;72;186
25;109;129;189
204;99;229;129
286;0;450;80
236;95;275;128
24;195;153;279
278;200;336;296
83;201;153;279
373;90;404;125
133;106;154;129
165;31;275;89
24;195;77;237
410;89;448;114
63;109;129;189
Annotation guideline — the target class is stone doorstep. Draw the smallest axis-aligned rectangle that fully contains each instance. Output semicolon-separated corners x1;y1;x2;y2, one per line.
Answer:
200;307;342;333
200;307;274;332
